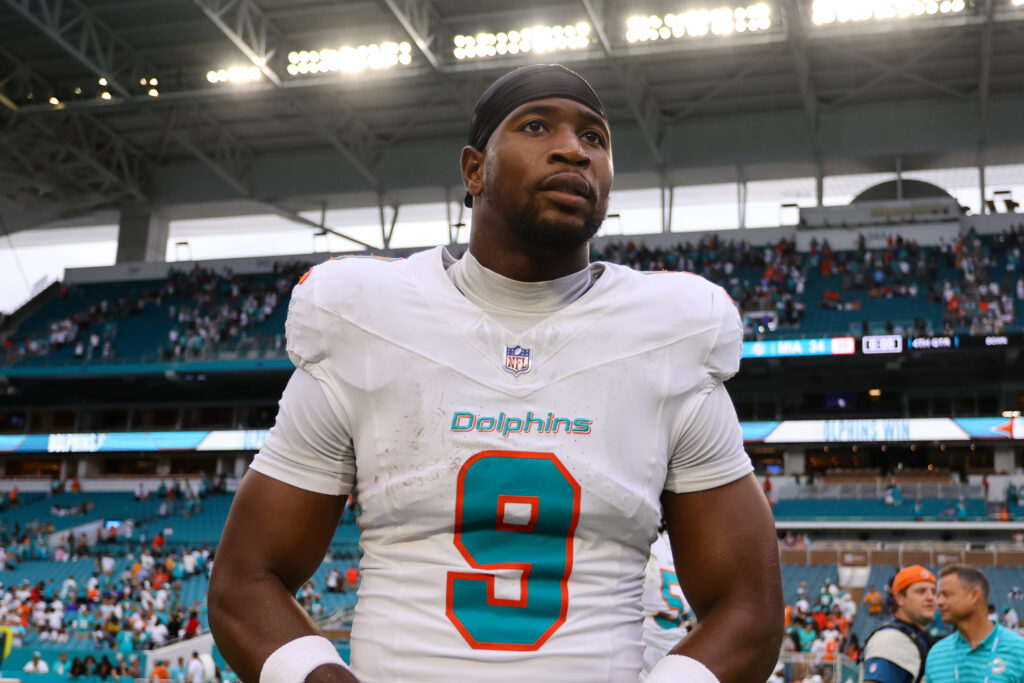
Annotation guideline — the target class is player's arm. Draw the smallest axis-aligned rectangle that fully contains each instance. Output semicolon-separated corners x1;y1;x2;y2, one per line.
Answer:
862;663;914;683
662;474;784;682
861;630;917;683
208;470;354;683
209;363;358;683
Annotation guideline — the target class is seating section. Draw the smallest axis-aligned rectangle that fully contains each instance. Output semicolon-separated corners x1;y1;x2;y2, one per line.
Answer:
6;264;308;367
4;491;163;535
849;564;897;645
781;563;839;606
773;498;988;521
0;488;361;679
6;229;1023;367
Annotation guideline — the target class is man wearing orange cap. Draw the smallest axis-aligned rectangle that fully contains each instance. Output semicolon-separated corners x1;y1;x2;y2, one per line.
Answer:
861;565;937;683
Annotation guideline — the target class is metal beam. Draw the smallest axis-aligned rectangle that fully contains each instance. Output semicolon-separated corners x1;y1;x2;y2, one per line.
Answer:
0;0;254;196
1;0;378;240
665;50;780;123
820;38;969;109
781;0;821;161
0;47;56;112
580;0;664;168
0;191;115;233
0;48;152;203
977;0;996;147
192;0;381;190
1;0;161;99
381;0;444;72
263;204;376;250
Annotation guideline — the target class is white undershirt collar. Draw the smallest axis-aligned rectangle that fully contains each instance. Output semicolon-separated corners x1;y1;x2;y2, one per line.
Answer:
444;248;599;335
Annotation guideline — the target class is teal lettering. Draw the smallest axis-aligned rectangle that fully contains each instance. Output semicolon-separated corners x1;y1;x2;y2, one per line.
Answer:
571;419;592;435
451;412;476;431
502;418;523;438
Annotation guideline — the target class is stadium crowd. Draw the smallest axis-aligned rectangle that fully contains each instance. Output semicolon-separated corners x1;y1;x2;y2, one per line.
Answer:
2;260;312;366
3;228;1023;366
594;225;1023;339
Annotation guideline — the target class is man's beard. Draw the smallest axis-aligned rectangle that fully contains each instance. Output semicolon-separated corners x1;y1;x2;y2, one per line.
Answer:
484;182;608;254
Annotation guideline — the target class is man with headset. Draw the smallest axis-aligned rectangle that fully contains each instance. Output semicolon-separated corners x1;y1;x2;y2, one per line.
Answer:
861;565;938;683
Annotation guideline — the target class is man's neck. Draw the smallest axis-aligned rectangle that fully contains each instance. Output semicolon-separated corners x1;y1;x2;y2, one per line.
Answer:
893;612;928;632
958;615;996;649
468;217;590;282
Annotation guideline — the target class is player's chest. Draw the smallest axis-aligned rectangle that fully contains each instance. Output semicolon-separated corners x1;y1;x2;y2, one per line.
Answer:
344;357;671;538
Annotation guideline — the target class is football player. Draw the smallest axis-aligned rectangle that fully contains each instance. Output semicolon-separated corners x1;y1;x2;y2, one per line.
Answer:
209;63;783;683
640;527;693;680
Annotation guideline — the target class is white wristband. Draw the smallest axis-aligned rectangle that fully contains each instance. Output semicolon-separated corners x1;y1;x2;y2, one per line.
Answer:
646;655;721;683
259;635;349;683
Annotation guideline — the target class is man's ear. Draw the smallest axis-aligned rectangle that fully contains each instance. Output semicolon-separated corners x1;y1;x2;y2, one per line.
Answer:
461;145;484;203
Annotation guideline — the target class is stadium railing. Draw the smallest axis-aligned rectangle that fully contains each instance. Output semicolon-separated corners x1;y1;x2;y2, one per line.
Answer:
778;539;1024;568
787;483;983;500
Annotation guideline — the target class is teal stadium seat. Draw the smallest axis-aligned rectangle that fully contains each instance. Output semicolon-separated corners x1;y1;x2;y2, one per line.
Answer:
773;498;987;521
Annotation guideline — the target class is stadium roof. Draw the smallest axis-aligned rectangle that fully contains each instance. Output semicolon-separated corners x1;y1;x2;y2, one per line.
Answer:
1;0;1023;234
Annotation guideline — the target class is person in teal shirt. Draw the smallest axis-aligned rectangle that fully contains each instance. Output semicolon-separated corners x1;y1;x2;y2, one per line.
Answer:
926;564;1024;682
168;656;186;683
797;620;817;652
73;608;93;641
116;622;135;652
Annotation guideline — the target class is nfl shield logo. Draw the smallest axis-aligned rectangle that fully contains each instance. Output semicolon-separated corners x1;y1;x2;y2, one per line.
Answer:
504;345;531;376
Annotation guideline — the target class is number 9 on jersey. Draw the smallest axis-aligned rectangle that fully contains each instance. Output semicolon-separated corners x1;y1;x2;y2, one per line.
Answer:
446;450;581;651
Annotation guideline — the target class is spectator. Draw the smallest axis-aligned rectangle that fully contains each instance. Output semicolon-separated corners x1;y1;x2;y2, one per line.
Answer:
150;659;172;682
864;585;884;616
185;610;201;639
168;657;186;683
94;654;114;681
126;654;143;679
22;651;50;673
52;651;69;675
69;657;87;678
188;651;205;683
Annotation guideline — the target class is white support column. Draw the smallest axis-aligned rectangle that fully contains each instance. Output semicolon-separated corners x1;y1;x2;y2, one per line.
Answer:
783;449;806;476
77;458;100;478
995;445;1015;474
117;207;169;264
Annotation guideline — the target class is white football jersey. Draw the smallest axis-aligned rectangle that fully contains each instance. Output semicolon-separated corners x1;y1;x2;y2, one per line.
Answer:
640;531;691;680
251;247;751;682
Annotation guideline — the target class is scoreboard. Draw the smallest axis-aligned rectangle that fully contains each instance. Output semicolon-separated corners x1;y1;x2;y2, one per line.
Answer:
742;333;1020;359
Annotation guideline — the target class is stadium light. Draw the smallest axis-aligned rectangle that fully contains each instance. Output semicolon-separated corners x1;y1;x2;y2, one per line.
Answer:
100;91;112;100
148;88;159;97
812;0;966;25
48;96;60;106
284;41;412;76
206;66;262;84
452;22;591;60
625;4;771;43
98;77;108;86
